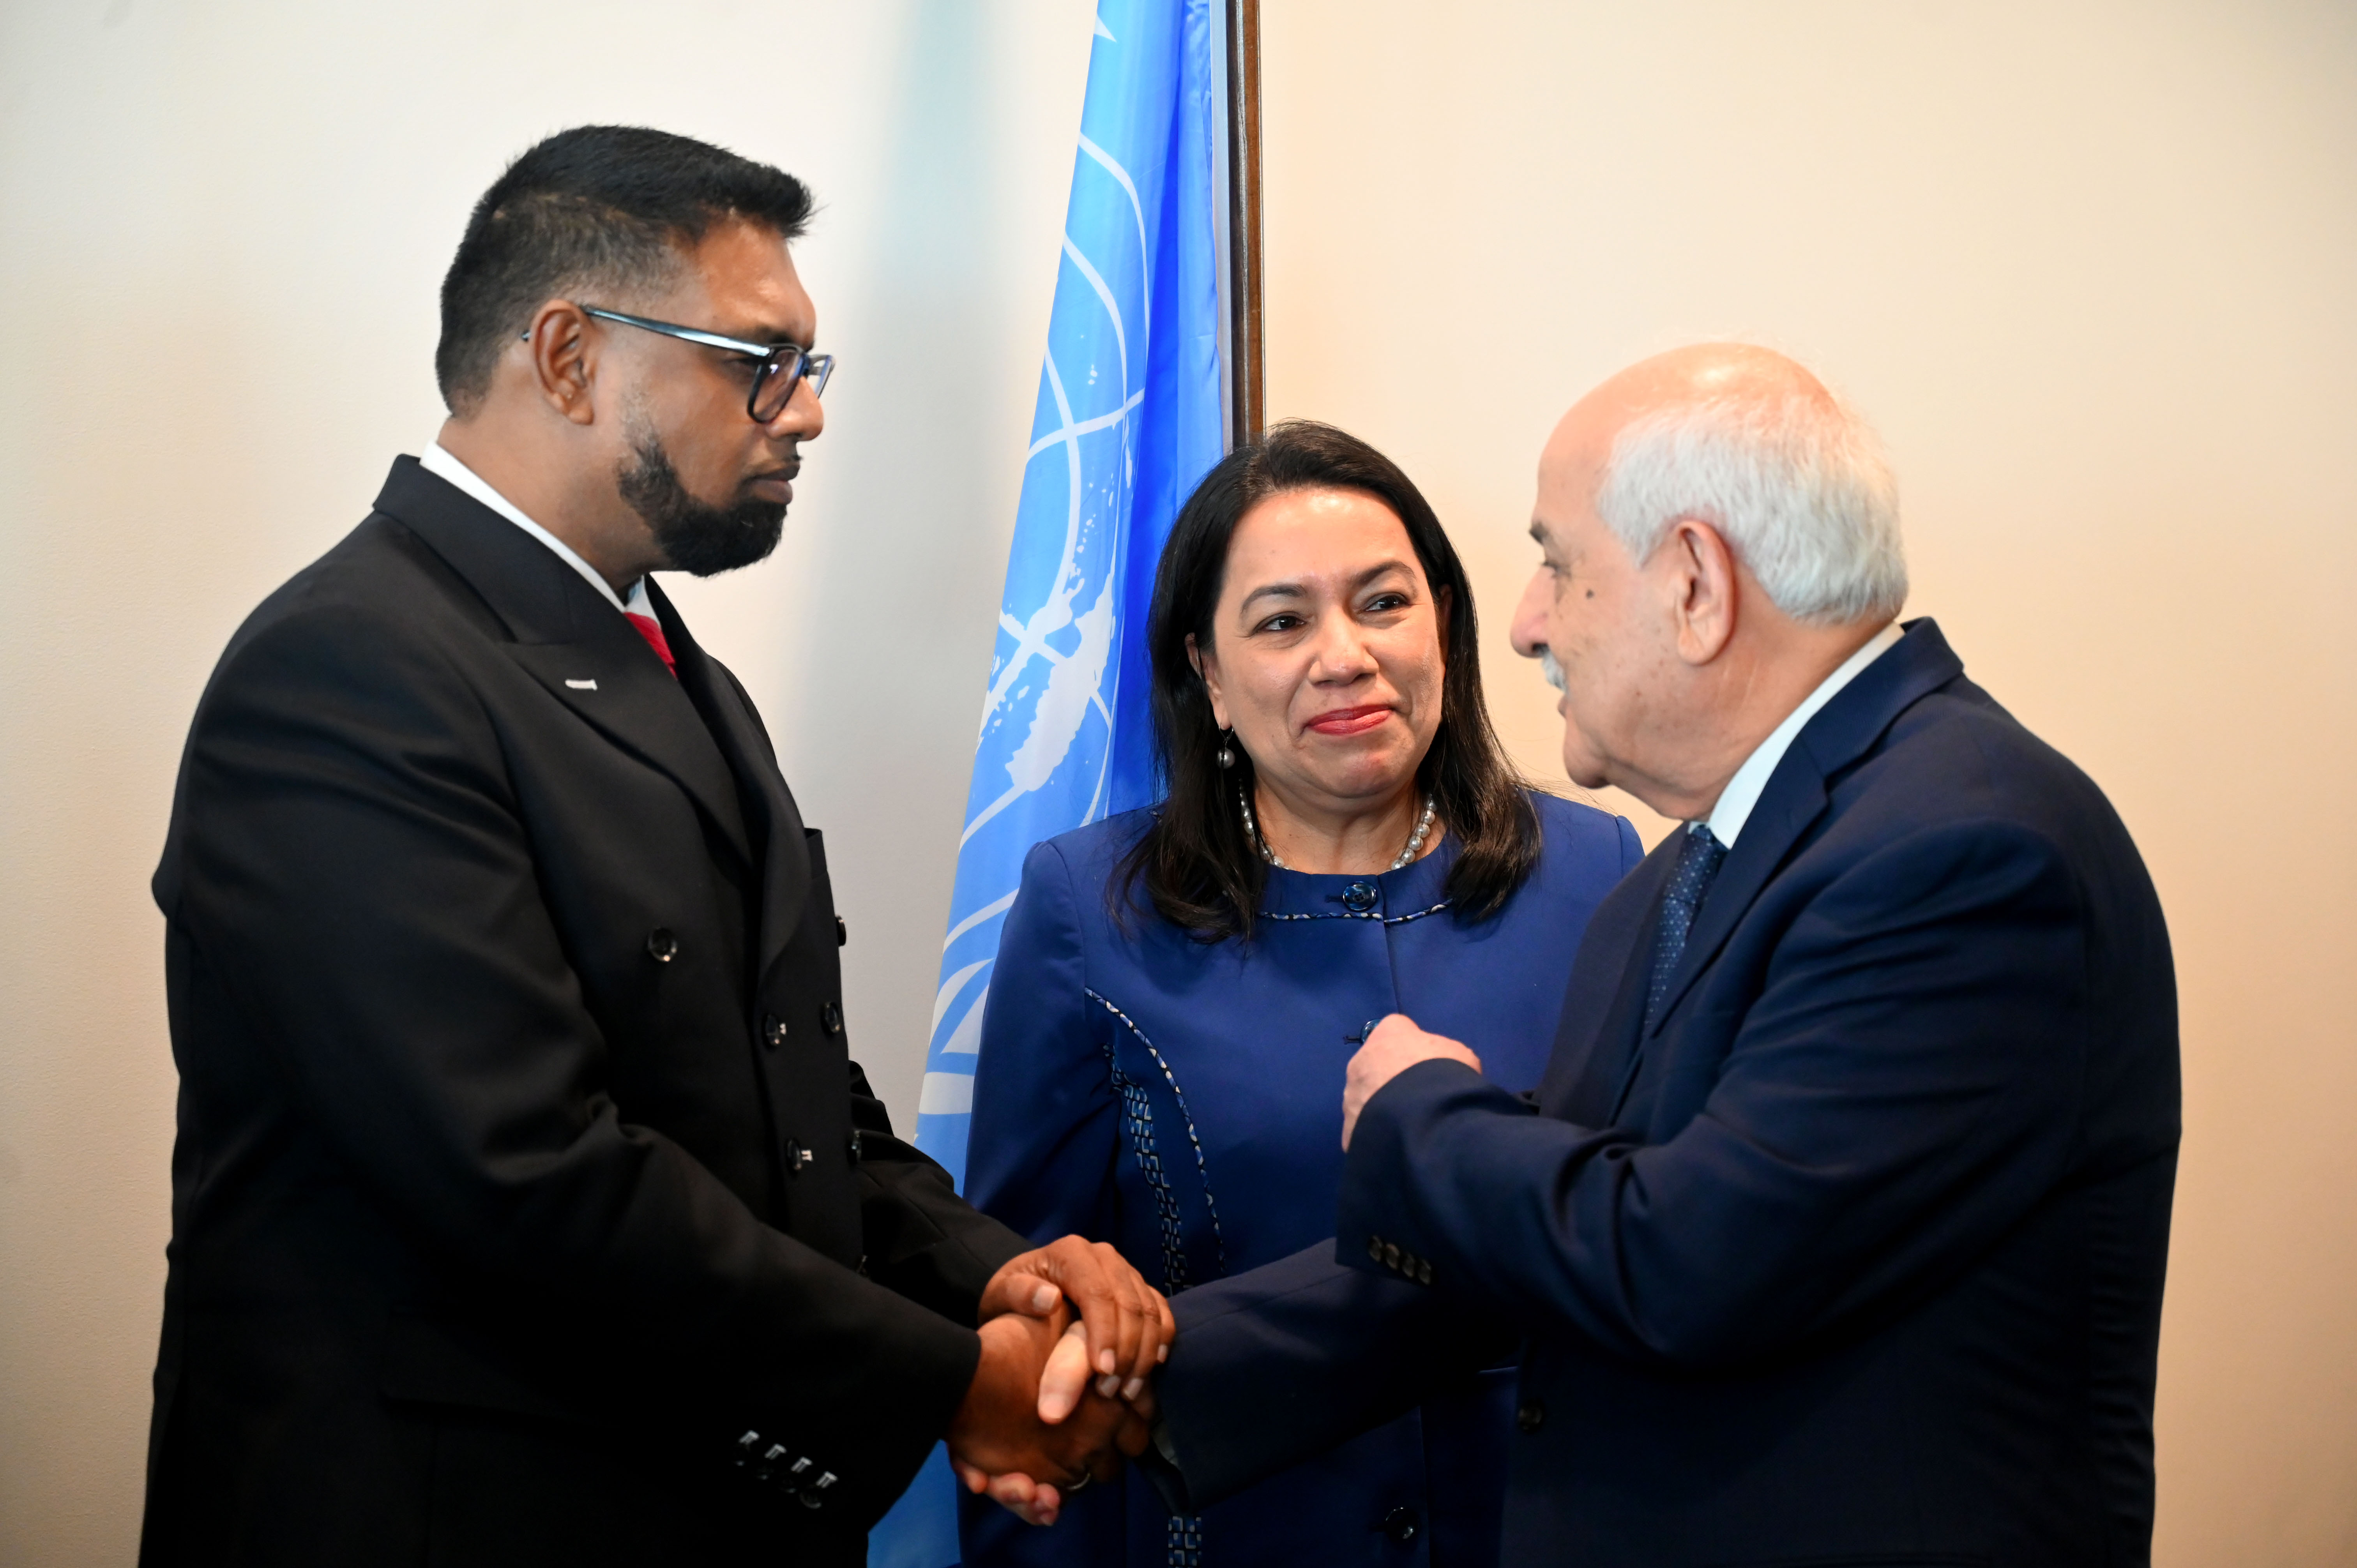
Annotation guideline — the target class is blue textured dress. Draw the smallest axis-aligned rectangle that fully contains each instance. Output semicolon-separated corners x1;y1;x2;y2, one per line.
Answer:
960;792;1641;1568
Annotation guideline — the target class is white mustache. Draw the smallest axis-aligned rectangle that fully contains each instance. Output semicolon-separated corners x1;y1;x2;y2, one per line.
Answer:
1540;650;1568;693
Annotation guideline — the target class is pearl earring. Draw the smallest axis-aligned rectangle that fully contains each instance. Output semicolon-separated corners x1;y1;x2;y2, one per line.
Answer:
1215;729;1236;770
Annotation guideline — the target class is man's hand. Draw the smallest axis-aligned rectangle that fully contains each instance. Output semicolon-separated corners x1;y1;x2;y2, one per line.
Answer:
946;1312;1150;1528
1033;1318;1158;1426
951;1323;1158;1527
1343;1014;1482;1151
980;1236;1174;1407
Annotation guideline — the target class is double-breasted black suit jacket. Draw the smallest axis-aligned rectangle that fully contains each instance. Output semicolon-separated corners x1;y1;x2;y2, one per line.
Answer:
141;457;1027;1566
1153;621;2181;1566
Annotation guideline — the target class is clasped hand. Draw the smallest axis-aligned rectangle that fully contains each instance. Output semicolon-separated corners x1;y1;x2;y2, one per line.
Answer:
947;1236;1173;1527
947;1017;1470;1528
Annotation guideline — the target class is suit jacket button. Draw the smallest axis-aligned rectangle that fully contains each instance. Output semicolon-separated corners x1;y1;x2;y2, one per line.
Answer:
763;1014;787;1049
1377;1506;1419;1543
1382;1242;1402;1271
1342;880;1379;913
822;1001;843;1035
1416;1258;1433;1285
645;927;678;962
1367;1235;1385;1263
785;1140;812;1173
1516;1399;1546;1433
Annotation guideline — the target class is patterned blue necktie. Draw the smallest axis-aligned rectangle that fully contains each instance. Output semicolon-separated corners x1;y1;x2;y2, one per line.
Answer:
1645;825;1728;1030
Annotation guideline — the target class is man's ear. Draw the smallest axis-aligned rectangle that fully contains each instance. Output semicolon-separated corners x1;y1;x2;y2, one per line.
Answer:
1186;632;1232;729
1666;518;1739;666
523;300;600;427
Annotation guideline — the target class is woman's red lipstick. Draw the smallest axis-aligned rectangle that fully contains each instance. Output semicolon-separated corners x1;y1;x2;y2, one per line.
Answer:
1306;705;1391;737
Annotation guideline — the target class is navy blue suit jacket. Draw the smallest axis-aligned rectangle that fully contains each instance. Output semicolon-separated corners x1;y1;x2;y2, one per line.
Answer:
1155;621;2180;1567
965;795;1638;1567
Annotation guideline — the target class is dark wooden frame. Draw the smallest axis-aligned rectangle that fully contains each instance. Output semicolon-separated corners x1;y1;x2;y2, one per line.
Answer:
1225;0;1265;447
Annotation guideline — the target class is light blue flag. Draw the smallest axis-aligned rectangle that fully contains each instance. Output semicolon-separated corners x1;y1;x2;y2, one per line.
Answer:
869;4;1230;1564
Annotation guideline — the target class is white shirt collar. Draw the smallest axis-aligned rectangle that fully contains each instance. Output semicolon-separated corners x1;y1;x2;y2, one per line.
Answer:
1699;622;1905;847
418;443;652;618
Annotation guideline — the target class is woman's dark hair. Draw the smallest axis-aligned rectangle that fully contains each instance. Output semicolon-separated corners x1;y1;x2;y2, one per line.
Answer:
435;125;815;415
1119;420;1540;940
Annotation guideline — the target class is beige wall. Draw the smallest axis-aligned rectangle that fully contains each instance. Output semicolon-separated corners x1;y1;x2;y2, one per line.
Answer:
1258;2;2357;1563
2;0;2351;1563
0;2;1093;1560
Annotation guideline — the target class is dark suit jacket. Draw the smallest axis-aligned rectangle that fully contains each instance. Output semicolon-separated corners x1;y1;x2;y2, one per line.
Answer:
141;457;1027;1567
1155;620;2180;1567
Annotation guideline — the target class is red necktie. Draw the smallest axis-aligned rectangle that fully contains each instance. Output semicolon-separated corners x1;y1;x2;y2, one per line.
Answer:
625;611;678;679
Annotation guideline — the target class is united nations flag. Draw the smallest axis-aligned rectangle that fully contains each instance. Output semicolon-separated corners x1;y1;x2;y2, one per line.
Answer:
872;3;1231;1563
913;0;1228;1195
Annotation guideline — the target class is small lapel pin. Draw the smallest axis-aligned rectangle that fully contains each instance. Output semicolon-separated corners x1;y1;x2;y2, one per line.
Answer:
565;678;598;690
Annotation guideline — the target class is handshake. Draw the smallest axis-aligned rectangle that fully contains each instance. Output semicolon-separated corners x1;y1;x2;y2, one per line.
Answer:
942;1017;1479;1527
949;1236;1177;1528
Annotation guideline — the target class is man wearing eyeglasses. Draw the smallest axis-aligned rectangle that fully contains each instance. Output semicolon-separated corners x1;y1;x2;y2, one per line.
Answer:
139;125;1166;1568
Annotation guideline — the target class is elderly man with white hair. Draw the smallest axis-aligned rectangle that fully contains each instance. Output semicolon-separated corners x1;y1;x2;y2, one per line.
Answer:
1121;344;2179;1568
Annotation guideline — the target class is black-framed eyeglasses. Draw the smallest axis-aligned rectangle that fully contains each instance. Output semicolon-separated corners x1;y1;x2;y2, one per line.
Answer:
569;305;834;422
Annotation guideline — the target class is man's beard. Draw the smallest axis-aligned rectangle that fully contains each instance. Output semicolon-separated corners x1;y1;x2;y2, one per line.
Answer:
617;419;787;577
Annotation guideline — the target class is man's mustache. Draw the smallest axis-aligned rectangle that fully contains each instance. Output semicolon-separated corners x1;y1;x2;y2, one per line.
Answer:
1540;650;1568;693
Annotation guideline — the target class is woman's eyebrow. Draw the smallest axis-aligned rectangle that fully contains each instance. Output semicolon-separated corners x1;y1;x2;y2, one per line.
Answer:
1349;559;1416;590
1238;580;1307;611
1238;559;1415;613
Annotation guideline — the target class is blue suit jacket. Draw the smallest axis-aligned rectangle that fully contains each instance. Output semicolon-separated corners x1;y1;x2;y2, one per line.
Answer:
1156;621;2180;1567
963;794;1638;1567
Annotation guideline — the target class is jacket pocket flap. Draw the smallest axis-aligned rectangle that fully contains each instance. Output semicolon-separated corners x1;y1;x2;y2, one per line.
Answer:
376;1312;582;1426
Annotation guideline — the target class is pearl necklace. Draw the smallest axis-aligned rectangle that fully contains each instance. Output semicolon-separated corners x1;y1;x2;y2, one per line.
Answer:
1241;790;1436;873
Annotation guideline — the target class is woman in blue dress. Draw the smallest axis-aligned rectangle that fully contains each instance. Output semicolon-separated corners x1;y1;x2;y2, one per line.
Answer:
961;422;1640;1567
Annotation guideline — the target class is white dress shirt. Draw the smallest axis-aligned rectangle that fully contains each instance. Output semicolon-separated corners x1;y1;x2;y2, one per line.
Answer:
1698;621;1905;847
418;442;654;619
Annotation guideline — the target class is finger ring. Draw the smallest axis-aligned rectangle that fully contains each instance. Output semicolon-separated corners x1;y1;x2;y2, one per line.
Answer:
1064;1472;1092;1493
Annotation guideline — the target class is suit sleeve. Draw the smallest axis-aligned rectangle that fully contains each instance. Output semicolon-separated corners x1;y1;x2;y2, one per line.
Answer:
1143;1243;1513;1512
954;843;1136;1566
845;1063;1028;1321
963;839;1123;1246
1339;819;2088;1368
169;602;979;1524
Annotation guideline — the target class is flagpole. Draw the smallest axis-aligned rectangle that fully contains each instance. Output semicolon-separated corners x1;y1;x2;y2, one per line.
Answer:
1225;0;1265;447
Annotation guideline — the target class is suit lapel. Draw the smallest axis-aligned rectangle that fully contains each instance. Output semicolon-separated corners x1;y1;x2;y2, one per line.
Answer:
1642;619;1969;1036
1642;767;1831;1040
374;456;752;868
1538;840;1678;1125
648;581;813;989
501;638;753;868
